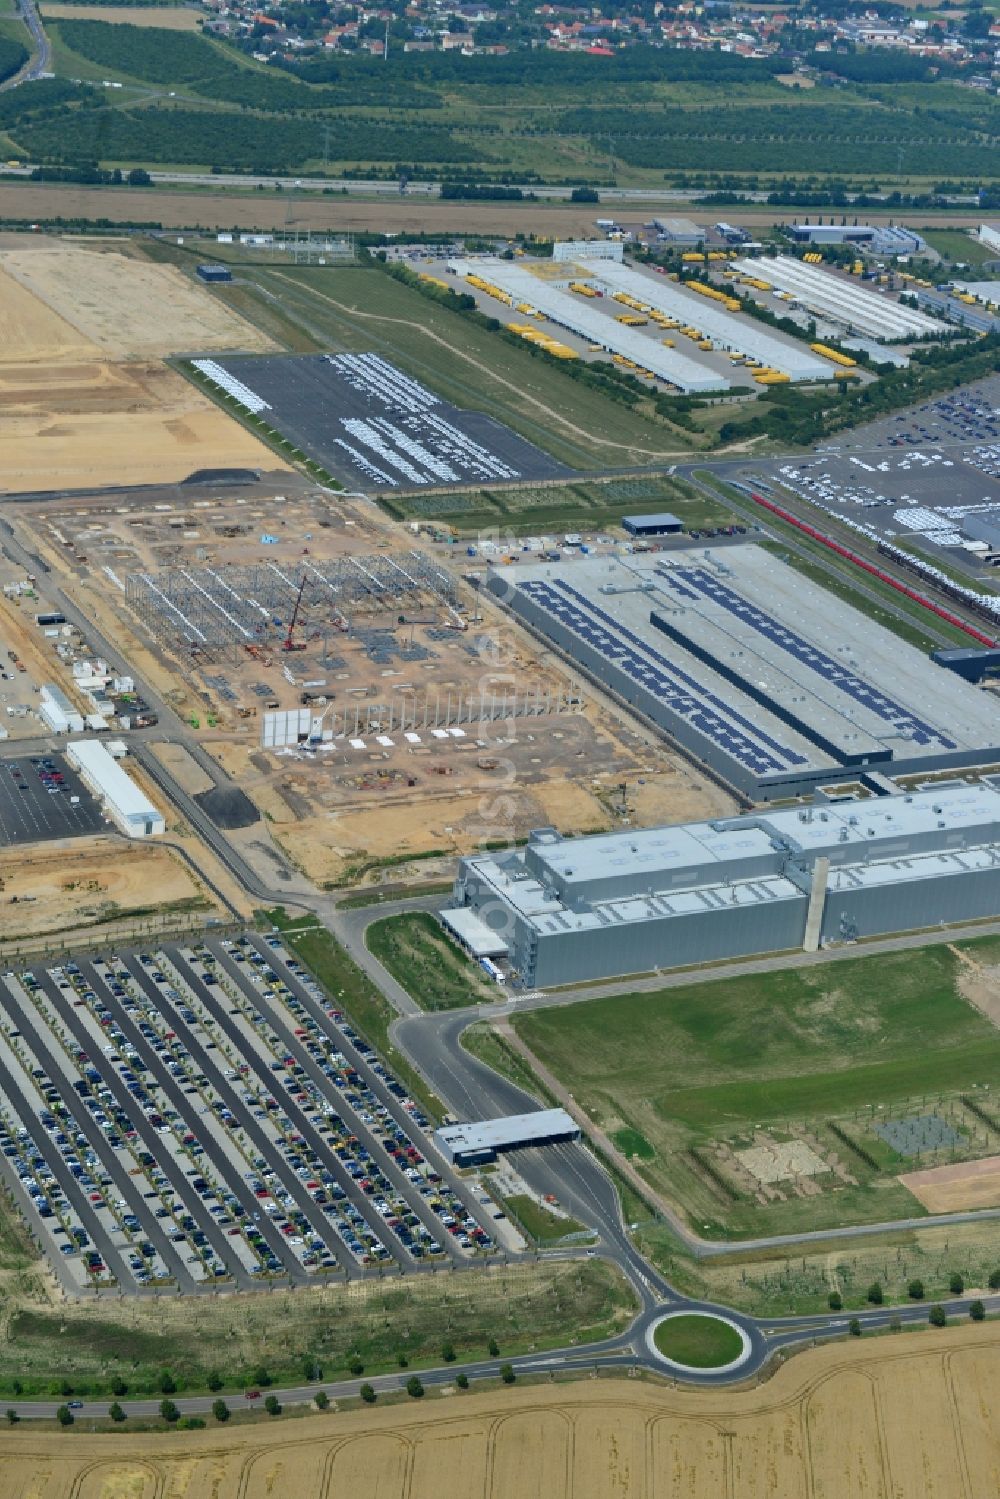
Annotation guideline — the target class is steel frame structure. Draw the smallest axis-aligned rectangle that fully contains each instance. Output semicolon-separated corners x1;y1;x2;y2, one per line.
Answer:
124;552;460;650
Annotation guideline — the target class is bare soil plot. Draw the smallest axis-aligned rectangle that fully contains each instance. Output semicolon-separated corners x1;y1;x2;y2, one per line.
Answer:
900;1152;1000;1212
0;837;219;940
2;1323;1000;1496
0;266;98;363
40;2;202;23
0;360;284;492
0;245;274;358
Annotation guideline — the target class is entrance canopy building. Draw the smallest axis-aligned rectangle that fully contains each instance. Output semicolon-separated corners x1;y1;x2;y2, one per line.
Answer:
434;1109;580;1167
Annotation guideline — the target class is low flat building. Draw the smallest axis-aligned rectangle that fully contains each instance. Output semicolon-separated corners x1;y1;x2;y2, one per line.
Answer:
65;739;165;838
449;782;1000;987
622;512;683;537
961;510;1000;552
39;684;84;735
434;1109;580;1166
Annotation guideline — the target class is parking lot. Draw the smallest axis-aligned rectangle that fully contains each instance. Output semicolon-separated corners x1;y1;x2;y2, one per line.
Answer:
753;377;1000;585
0;931;495;1294
198;353;570;490
0;753;105;844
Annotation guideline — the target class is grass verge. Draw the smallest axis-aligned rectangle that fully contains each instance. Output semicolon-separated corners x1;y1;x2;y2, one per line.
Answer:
366;911;493;1012
514;938;1000;1238
652;1313;744;1368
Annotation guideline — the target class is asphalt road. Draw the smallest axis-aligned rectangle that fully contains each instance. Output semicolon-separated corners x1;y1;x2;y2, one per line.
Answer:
0;0;49;92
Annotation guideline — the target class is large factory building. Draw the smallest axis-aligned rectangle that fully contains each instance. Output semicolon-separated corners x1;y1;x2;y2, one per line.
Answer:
442;783;1000;987
488;547;1000;800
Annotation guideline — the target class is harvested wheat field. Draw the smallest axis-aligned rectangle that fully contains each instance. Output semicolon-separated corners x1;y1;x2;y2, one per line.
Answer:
5;1323;1000;1497
0;244;274;358
0;837;219;941
40;2;202;23
0;360;284;491
900;1152;1000;1212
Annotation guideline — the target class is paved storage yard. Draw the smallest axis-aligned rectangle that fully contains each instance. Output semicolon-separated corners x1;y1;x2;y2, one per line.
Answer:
196;352;570;490
766;377;1000;585
0;753;105;844
0;932;494;1294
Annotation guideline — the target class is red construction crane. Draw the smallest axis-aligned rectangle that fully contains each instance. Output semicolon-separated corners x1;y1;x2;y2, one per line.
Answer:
282;575;309;652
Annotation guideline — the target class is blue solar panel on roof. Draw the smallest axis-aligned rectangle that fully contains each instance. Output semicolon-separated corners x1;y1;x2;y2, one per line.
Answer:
517;577;809;775
661;566;957;752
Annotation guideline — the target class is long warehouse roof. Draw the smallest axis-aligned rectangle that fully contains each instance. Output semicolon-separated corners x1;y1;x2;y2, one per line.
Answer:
67;738;161;822
589;262;831;381
448;258;729;393
731;255;947;341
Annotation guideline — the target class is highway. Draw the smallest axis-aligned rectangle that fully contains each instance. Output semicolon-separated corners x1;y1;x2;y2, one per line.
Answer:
0;0;50;92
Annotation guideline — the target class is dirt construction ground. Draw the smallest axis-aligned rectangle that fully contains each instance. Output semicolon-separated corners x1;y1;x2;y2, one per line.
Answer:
0;837;220;941
3;1324;1000;1496
0;359;283;493
0;246;274;359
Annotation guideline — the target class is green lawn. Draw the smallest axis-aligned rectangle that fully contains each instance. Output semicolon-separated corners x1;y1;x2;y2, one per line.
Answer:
652;1313;744;1368
514;940;1000;1237
366;911;494;1012
506;1194;586;1244
380;475;738;538
920;229;999;269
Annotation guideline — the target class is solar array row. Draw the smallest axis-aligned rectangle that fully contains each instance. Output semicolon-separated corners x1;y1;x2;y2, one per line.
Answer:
518;576;807;775
661;565;955;750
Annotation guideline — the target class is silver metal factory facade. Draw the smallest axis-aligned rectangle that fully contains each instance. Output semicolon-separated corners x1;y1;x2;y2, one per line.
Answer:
443;782;1000;986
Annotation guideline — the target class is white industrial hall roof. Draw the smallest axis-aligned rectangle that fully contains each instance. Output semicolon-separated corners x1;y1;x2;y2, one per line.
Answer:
448;258;730;393
590;262;832;381
439;906;510;957
66;738;162;827
436;1109;579;1155
731;256;948;341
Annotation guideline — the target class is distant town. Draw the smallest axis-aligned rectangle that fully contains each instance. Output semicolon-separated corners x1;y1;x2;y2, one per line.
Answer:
197;0;1000;81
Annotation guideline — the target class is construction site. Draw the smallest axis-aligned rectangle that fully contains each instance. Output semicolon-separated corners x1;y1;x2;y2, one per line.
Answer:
9;478;727;887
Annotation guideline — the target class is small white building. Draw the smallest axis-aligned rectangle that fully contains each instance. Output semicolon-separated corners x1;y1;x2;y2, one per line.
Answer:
39;684;84;735
65;739;165;838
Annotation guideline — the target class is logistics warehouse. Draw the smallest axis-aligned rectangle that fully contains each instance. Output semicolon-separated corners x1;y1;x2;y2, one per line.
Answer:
443;783;1000;988
66;739;165;838
488;547;1000;799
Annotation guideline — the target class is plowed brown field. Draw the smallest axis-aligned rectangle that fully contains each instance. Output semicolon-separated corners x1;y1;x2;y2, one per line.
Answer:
5;1322;1000;1497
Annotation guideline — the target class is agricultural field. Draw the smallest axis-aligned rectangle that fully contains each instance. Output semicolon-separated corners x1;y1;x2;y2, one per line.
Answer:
513;938;1000;1239
40;3;203;25
2;1328;1000;1498
2;22;994;189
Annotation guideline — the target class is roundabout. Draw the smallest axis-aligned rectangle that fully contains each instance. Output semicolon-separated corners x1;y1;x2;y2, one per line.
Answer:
646;1310;753;1376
